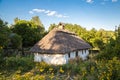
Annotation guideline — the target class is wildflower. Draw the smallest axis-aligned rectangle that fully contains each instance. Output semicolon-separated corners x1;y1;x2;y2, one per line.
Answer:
107;77;110;80
49;73;54;79
49;67;53;71
59;67;64;73
82;71;87;77
39;67;44;72
0;46;3;49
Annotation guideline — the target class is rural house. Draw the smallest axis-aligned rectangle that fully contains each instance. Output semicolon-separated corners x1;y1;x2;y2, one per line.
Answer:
30;23;91;65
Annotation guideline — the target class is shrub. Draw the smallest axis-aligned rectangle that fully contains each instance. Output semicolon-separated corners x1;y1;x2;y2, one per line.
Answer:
1;56;120;80
85;57;120;80
0;49;5;69
5;56;34;72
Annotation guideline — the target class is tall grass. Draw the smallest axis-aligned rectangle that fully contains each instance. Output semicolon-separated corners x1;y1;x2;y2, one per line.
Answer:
0;56;120;80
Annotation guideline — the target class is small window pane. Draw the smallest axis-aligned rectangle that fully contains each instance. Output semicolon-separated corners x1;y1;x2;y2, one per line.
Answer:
68;53;70;58
76;51;78;57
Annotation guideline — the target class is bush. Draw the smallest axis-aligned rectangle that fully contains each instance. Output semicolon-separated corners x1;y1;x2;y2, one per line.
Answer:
9;33;22;49
5;56;34;72
0;56;120;80
85;57;120;80
0;49;5;69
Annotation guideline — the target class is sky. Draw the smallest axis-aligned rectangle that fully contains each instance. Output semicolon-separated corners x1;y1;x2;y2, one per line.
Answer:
0;0;120;31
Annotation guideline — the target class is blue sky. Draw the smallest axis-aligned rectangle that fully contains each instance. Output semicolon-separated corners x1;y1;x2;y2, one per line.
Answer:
0;0;120;30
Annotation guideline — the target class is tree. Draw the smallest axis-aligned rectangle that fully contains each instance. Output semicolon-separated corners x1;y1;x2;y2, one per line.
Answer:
31;16;45;37
12;20;45;47
94;38;104;50
0;19;22;56
0;19;11;48
114;26;120;58
14;17;20;24
9;33;22;49
48;23;57;31
96;25;120;59
31;16;44;27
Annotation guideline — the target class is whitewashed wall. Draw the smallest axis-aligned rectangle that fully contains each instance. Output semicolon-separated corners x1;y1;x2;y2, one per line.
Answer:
34;53;67;65
65;54;69;63
68;50;89;60
34;49;89;65
78;50;89;60
70;51;76;59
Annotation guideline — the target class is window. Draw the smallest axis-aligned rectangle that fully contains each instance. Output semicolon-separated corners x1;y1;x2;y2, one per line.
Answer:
76;51;78;57
82;50;83;54
85;50;86;53
68;53;70;58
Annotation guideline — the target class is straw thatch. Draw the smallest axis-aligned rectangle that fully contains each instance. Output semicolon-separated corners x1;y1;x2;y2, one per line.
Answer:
30;28;91;54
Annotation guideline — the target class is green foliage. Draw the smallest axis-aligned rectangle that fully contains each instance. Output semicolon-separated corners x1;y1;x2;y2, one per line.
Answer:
48;23;115;50
0;17;120;79
62;59;82;75
97;25;120;59
48;23;57;31
94;38;105;50
31;16;44;27
0;19;11;48
0;19;22;49
0;31;9;47
86;57;120;80
14;17;20;24
0;18;8;28
5;56;34;71
12;20;45;47
0;49;5;69
9;33;22;49
0;57;119;80
114;26;120;58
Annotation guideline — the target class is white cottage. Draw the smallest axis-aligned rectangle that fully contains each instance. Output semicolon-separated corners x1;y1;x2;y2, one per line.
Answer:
30;24;91;65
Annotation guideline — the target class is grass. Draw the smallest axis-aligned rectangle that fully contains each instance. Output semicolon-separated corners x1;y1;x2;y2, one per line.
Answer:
0;55;120;80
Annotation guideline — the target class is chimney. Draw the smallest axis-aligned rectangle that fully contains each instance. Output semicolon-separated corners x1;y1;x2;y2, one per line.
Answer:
58;22;64;29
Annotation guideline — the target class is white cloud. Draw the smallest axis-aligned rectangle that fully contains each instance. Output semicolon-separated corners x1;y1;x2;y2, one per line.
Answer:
55;14;69;18
29;8;69;18
55;14;63;18
29;9;45;14
29;11;33;14
32;9;45;13
86;0;94;3
44;10;50;13
46;11;56;16
112;0;118;2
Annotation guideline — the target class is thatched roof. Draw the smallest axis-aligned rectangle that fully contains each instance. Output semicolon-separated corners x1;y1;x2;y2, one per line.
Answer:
30;28;91;54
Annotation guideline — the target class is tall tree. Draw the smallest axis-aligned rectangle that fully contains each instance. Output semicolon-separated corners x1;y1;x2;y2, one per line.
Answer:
97;25;120;59
12;20;45;47
114;25;120;57
9;33;22;49
48;23;57;31
0;19;22;56
31;16;43;27
14;17;20;24
0;19;10;48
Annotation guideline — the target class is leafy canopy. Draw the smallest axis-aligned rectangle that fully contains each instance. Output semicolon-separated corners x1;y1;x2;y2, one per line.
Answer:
12;19;45;47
